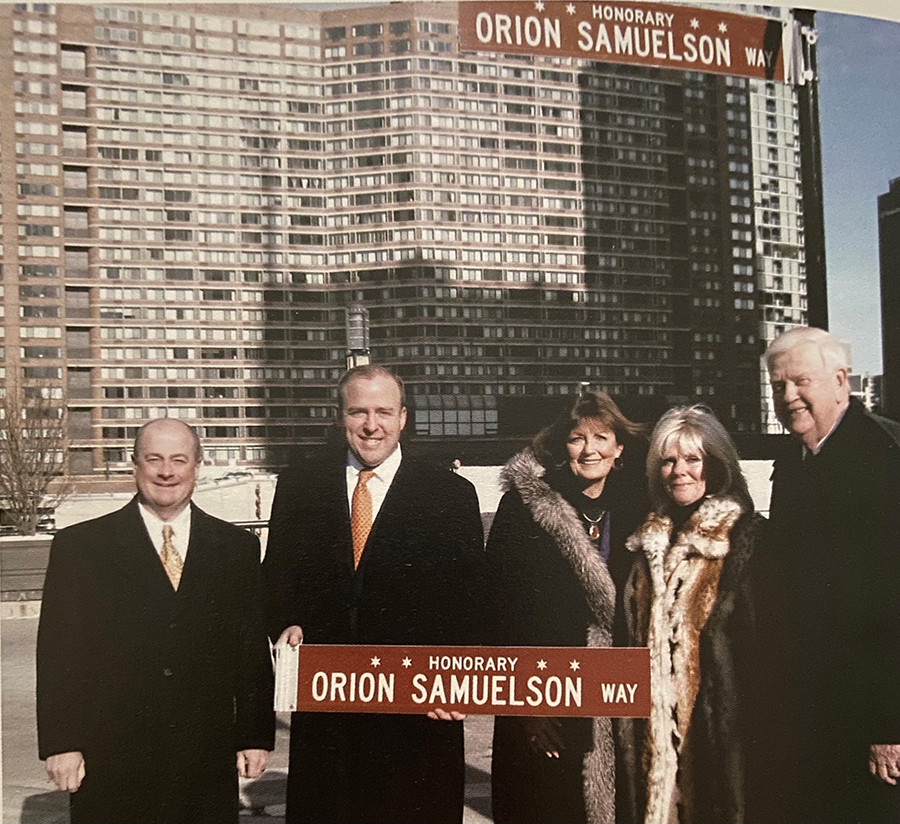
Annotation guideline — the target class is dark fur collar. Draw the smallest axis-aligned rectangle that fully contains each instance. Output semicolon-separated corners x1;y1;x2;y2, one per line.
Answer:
501;448;616;634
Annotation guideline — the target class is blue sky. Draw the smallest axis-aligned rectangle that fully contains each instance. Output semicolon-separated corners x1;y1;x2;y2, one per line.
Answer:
817;12;900;374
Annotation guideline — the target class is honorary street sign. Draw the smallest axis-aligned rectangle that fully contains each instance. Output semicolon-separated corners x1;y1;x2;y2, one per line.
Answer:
458;1;788;82
275;645;650;717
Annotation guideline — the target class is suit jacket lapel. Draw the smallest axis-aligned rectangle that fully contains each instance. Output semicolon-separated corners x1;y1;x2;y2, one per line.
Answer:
176;503;208;601
364;453;420;560
352;453;409;585
325;454;354;564
103;497;177;602
372;455;411;528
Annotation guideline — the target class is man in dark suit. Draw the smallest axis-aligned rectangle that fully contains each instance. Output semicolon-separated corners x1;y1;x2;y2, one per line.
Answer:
37;418;275;824
751;326;900;823
263;365;485;824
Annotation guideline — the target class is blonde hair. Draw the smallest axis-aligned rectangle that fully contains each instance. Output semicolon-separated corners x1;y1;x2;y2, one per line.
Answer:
646;405;752;513
337;365;406;412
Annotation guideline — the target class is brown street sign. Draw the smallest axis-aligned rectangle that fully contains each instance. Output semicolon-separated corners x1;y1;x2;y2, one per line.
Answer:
459;1;787;82
275;644;650;717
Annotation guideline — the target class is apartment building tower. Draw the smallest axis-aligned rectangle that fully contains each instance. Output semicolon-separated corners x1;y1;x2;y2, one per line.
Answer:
0;2;823;476
879;176;900;420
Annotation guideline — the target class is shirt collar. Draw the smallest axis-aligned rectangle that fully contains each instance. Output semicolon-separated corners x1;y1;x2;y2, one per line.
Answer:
803;402;850;458
346;443;402;485
138;500;192;533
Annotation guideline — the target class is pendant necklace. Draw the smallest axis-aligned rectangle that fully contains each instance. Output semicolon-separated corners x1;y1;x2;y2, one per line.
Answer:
581;511;606;540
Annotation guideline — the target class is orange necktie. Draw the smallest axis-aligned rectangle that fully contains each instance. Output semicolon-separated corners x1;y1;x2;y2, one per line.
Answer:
351;469;375;569
161;524;183;590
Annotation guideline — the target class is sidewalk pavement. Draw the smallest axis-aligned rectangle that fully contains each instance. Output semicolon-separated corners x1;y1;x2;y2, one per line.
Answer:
1;615;493;824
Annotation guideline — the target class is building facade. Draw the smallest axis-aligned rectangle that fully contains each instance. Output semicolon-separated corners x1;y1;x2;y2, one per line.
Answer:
878;176;900;420
0;2;822;477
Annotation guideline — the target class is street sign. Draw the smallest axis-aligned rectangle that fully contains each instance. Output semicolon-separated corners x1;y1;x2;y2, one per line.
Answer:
459;1;789;82
275;644;650;716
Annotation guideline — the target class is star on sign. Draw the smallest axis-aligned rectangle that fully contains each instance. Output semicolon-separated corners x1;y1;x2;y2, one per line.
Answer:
534;1;545;11
536;659;548;670
401;657;413;668
690;18;700;29
718;22;728;33
370;656;381;667
566;3;577;14
569;659;581;671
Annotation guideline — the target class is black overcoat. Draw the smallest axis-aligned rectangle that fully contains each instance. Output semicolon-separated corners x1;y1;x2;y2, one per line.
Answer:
485;449;647;824
262;448;486;824
750;398;900;823
36;498;276;824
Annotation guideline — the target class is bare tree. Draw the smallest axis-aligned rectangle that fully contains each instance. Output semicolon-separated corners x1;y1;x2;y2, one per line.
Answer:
0;382;70;536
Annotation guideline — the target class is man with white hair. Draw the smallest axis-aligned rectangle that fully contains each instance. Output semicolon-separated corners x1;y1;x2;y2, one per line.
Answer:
752;326;900;823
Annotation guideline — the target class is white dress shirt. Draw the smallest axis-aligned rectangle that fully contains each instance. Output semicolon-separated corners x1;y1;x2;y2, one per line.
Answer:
345;444;402;523
139;502;192;562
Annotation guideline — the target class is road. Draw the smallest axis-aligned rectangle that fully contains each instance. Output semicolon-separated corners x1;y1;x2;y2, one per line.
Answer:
1;616;494;824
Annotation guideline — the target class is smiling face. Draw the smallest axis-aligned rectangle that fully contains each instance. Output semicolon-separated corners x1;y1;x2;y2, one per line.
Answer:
133;419;200;521
565;419;623;498
341;374;407;469
769;342;849;450
660;442;707;507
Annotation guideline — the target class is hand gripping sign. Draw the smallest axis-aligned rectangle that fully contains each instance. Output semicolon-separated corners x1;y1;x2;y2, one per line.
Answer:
275;645;650;717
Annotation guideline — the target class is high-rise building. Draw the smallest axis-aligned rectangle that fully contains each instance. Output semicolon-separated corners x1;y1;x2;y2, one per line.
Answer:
0;2;823;479
878;176;900;420
849;372;883;414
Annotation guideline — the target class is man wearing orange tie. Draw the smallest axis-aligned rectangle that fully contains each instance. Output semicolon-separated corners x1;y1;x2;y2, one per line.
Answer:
264;365;485;824
37;418;275;823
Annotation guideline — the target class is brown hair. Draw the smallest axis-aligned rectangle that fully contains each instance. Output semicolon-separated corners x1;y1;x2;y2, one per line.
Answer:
532;391;646;469
336;365;406;413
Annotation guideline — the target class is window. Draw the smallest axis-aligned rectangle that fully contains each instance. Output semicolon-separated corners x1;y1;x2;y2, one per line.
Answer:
352;23;382;37
414;396;497;437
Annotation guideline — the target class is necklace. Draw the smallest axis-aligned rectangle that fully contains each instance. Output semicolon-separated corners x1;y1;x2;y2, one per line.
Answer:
581;510;606;540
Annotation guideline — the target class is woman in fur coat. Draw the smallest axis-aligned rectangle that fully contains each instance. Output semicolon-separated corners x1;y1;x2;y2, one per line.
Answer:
617;405;765;824
486;391;648;824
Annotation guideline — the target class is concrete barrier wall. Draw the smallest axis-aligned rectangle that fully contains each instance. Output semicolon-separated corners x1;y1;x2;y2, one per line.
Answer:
1;461;773;614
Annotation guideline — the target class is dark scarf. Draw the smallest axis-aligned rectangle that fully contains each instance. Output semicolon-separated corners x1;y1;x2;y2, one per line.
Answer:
550;469;619;563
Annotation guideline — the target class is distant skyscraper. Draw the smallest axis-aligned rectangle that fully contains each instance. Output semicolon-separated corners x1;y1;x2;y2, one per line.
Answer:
0;2;823;478
878;176;900;419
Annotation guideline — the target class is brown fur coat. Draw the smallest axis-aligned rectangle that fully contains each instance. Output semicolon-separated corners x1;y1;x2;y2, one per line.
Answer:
616;497;763;824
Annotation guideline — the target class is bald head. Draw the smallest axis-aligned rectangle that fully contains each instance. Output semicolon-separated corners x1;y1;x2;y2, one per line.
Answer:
131;418;203;521
133;418;203;464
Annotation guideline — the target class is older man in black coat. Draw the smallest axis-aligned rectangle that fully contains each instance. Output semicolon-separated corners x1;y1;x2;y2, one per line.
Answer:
751;327;900;824
37;419;275;824
263;365;485;824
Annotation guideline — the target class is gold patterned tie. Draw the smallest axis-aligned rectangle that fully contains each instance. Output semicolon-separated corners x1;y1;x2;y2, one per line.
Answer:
161;524;183;590
351;469;375;569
